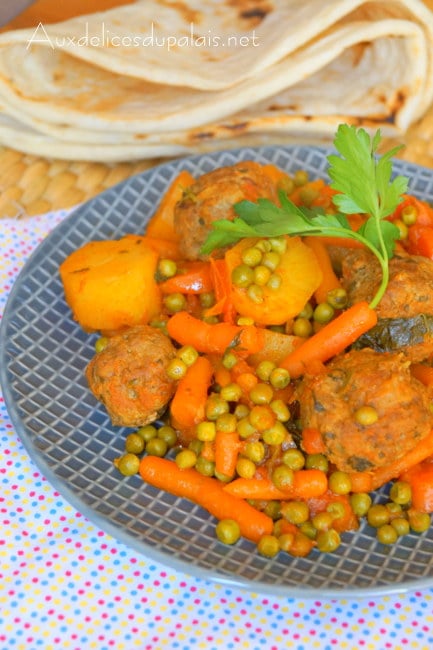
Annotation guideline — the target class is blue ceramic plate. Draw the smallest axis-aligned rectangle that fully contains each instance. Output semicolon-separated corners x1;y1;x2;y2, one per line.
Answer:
2;145;433;597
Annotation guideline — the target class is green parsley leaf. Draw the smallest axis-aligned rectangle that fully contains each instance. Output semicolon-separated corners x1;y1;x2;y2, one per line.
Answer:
200;124;408;309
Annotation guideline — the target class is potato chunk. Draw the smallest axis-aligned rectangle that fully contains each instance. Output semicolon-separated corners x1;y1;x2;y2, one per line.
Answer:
59;235;161;332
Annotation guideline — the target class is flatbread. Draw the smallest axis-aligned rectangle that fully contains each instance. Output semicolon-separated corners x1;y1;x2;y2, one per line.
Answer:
0;0;431;161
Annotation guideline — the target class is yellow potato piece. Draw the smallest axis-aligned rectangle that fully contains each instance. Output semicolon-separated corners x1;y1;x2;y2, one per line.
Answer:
225;236;322;325
59;234;162;332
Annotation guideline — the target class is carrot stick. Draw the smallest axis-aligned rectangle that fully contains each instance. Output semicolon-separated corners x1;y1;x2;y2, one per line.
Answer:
139;456;273;542
279;301;378;378
348;471;373;494
215;430;241;478
223;469;328;500
170;356;213;431
301;427;326;455
303;237;342;305
167;311;265;356
400;459;433;513
411;363;433;387
370;428;433;489
146;170;195;242
159;261;213;295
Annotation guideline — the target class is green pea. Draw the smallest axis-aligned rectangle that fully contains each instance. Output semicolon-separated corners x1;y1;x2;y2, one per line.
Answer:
408;509;431;533
175;449;197;469
205;395;229;420
269;236;287;254
292;317;313;338
220;382;243;403
257;534;280;558
236;457;257;479
115;453;140;476
389;481;412;505
293;170;309;186
350;492;372;517
328;471;352;495
270;399;291;423
195;456;215;477
247;284;264;304
281;500;309;525
313;302;335;324
166;358;187;380
146;437;168;457
326;288;348;309
158;258;177;278
401;204;418;226
281;448;305;470
136;425;158;442
241;246;263;267
377;524;398;545
199;292;215;308
271;465;294;490
164;292;187;313
231;264;254;288
243;440;265;463
316;529;341;553
157;425;177;448
354;405;378;426
262;251;280;272
256;360;276;381
95;336;109;353
391;517;410;537
215;519;241;545
125;433;145;455
264;500;281;520
305;453;329;472
367;504;390;528
262;421;287;446
177;345;199;367
266;273;282;290
312;511;333;531
269;367;290;389
249;382;274;405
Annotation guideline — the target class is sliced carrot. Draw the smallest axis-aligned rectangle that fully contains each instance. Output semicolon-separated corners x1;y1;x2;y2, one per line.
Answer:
170;356;213;433
223;470;328;500
279;302;378;378
370;428;433;489
201;440;216;462
139;456;273;543
146;170;195;242
167;311;265;356
303;237;342;305
205;258;236;324
301;427;326;455
159;261;213;294
214;430;241;478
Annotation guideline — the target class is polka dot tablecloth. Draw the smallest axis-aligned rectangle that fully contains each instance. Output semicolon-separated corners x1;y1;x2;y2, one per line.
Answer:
1;211;433;650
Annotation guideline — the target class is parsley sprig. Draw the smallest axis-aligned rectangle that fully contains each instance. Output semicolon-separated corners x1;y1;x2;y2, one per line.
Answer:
200;124;408;309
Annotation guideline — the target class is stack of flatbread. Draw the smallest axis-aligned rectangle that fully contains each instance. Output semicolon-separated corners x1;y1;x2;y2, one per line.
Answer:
0;0;432;162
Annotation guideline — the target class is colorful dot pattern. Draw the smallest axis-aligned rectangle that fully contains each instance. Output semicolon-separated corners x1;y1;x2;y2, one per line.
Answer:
1;211;433;650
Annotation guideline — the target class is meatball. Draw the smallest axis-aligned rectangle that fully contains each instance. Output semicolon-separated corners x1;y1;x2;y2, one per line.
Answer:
174;161;278;260
86;325;177;427
338;249;433;361
297;348;432;473
341;249;433;319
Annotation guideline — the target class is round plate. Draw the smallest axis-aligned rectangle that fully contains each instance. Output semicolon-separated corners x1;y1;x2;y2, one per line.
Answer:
2;145;433;598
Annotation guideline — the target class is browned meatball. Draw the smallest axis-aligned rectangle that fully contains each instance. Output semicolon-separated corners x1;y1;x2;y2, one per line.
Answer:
297;348;432;472
86;325;177;427
174;161;278;260
341;249;433;319
337;249;433;361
